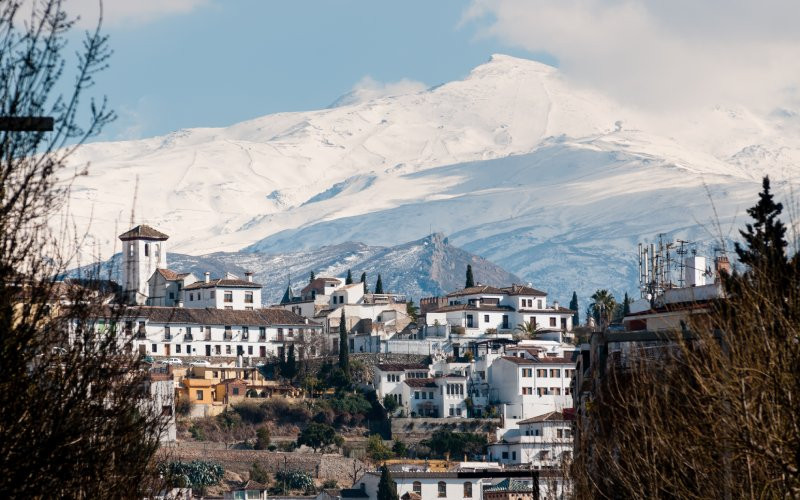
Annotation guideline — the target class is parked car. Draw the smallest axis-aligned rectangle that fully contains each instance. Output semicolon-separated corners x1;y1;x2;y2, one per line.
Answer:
189;360;211;367
160;357;183;365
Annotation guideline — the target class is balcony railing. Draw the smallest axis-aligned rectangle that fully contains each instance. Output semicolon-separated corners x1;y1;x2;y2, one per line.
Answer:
164;333;172;341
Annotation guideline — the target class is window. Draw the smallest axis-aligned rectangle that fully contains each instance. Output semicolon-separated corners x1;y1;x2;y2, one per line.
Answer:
428;391;434;399
245;291;253;303
537;369;548;377
128;243;134;257
466;314;474;328
538;299;543;308
226;345;232;355
553;387;561;395
151;344;157;353
413;482;421;495
144;243;149;256
502;452;509;459
164;326;171;339
242;326;249;339
259;327;266;340
169;292;174;299
522;368;532;377
557;429;563;438
502;315;509;329
176;345;181;353
247;346;253;355
189;293;194;301
550;317;557;327
224;326;232;339
215;345;221;355
196;390;203;401
537;387;547;396
464;482;472;497
512;451;517;461
484;314;489;322
565;387;571;396
210;290;215;298
550;369;560;377
422;392;427;400
186;344;191;353
522;387;533;395
224;291;233;303
415;391;420;399
438;481;446;497
232;387;240;396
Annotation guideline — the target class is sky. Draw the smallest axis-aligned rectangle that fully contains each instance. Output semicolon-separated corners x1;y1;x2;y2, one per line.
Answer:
63;0;800;142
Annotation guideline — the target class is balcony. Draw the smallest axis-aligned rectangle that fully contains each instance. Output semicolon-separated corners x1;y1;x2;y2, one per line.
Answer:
224;332;233;341
164;333;172;341
259;334;267;341
184;333;193;342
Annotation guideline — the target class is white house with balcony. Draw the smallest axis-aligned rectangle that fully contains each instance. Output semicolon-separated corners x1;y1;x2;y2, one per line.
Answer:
146;268;196;307
488;355;575;422
183;272;262;310
488;411;573;468
123;307;321;359
423;285;575;349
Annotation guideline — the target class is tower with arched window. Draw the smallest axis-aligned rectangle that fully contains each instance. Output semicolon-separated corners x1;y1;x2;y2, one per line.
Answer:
119;224;168;305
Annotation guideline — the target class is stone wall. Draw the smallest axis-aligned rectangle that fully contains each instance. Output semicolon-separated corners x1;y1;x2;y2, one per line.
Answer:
165;442;366;480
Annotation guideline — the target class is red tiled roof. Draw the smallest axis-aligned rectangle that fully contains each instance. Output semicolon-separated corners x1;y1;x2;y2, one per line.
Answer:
300;277;342;295
184;278;261;290
115;306;318;327
499;356;538;365
501;284;548;296
403;378;438;388
118;224;169;241
517;411;566;424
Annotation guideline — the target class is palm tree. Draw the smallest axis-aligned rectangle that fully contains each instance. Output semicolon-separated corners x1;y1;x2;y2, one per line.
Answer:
590;289;616;327
515;321;540;340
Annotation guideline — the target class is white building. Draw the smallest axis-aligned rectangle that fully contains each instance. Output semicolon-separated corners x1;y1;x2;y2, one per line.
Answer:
488;411;572;468
147;268;196;307
424;285;575;349
488;356;575;422
183;272;262;310
126;307;322;359
119;225;169;305
373;363;430;407
145;370;177;442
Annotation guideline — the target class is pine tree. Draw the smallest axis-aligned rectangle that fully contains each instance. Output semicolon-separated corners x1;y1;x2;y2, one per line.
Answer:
465;264;475;288
375;274;384;294
361;272;368;294
569;291;579;326
338;309;349;376
735;176;789;283
346;269;353;285
623;292;631;316
309;270;315;284
377;465;399;500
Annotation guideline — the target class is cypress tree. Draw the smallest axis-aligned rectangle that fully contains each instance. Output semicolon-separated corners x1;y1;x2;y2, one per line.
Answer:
346;269;353;285
465;264;475;288
361;272;368;293
569;291;579;326
623;292;631;316
735;176;789;283
375;274;384;294
377;465;399;500
338;309;349;375
309;270;315;284
285;344;297;379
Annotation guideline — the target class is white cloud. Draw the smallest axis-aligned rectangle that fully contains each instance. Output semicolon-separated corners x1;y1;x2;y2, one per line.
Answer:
463;0;800;113
330;76;428;107
64;0;210;28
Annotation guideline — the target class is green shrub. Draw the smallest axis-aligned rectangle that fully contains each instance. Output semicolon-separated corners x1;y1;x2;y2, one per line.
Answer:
189;425;206;441
175;398;191;416
366;434;393;462
254;426;271;450
322;479;339;489
249;462;270;484
158;460;223;492
275;469;314;491
382;394;399;413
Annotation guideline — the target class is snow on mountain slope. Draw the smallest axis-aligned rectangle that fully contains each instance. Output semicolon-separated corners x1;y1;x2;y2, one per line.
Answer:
63;54;800;303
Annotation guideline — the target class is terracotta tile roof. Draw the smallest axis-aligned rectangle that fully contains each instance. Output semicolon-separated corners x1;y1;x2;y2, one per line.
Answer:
403;378;438;388
118;224;169;241
518;307;574;314
499;356;538;365
120;306;318;327
484;478;533;492
155;268;190;281
517;411;566;425
430;304;514;313
184;278;261;290
500;284;548;296
300;277;342;295
376;363;427;372
446;285;505;297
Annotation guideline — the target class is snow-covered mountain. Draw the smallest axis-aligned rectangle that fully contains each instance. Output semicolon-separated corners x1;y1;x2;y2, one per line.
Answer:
84;234;521;305
64;54;800;303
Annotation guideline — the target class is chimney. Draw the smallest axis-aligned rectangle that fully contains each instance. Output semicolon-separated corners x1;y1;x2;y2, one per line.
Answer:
178;300;184;308
245;271;253;282
204;272;210;283
553;300;559;310
715;255;731;281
